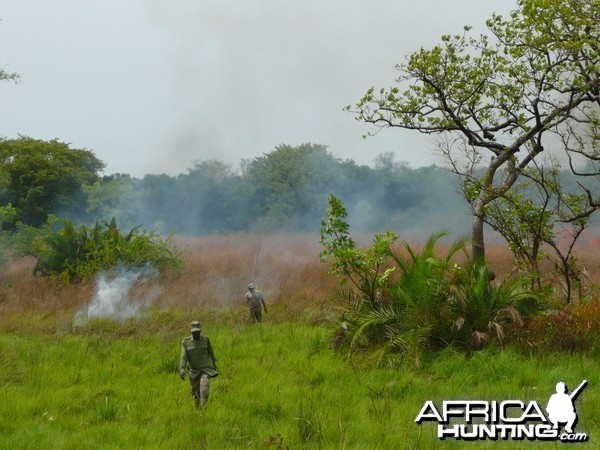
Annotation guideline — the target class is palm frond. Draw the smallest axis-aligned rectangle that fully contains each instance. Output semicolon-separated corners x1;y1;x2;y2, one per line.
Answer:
348;305;398;351
470;331;490;349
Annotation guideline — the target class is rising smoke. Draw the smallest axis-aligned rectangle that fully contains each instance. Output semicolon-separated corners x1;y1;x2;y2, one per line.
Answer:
74;264;159;326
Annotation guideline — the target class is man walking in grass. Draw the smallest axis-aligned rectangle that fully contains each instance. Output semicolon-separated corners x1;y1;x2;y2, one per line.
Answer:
245;283;267;322
179;321;218;408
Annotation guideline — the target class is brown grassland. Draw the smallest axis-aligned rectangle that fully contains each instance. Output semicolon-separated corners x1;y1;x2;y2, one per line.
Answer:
1;232;599;339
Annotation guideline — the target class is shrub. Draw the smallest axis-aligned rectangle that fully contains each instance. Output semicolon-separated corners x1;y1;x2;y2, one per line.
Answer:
13;217;180;282
446;264;543;350
320;194;540;366
526;300;600;355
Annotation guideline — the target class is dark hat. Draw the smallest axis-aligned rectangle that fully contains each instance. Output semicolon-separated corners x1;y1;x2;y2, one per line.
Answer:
190;321;202;332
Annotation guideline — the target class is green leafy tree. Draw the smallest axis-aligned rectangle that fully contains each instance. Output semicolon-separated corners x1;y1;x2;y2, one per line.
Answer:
0;204;18;267
177;160;251;233
0;136;105;228
320;194;398;304
243;143;340;230
479;158;597;301
85;162;253;235
81;143;471;236
0;56;19;83
349;0;600;265
84;174;143;229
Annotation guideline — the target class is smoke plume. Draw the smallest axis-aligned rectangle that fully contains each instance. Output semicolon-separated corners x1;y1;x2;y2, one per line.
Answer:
74;264;159;325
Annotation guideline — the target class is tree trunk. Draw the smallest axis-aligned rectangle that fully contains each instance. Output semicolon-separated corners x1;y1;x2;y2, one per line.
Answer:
472;213;486;266
470;162;501;268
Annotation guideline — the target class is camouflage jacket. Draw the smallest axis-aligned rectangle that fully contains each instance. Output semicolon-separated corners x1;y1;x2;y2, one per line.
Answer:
179;335;218;379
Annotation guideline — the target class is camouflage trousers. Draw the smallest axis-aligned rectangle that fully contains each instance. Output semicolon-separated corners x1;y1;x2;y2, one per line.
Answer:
190;373;211;408
249;307;262;323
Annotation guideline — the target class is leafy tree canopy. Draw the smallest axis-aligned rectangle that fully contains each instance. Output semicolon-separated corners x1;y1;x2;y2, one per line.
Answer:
0;48;19;83
242;143;341;230
349;0;600;263
0;136;105;228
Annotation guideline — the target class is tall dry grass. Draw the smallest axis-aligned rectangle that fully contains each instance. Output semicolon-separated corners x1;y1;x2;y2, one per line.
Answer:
0;234;337;328
1;233;599;327
160;234;337;320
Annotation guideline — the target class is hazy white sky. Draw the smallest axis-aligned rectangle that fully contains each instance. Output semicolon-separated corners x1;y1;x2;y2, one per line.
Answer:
0;0;517;177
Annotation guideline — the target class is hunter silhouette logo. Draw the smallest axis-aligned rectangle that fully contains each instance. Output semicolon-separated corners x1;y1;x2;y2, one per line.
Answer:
546;380;587;435
415;379;589;442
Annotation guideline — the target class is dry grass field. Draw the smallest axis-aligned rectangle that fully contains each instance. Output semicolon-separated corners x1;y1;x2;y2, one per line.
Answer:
1;232;599;328
0;234;336;331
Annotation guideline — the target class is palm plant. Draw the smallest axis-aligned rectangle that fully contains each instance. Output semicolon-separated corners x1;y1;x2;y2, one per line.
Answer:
329;231;470;367
336;243;540;364
447;265;541;349
387;232;469;347
35;220;83;276
321;195;542;366
21;218;180;282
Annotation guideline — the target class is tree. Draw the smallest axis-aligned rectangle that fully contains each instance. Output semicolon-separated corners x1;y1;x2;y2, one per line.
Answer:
0;56;19;83
84;174;143;229
177;160;251;233
480;158;596;301
243;143;340;230
0;136;105;228
349;0;599;265
14;217;180;283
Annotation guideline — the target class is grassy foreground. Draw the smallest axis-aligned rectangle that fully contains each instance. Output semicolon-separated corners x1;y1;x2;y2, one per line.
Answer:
0;313;598;449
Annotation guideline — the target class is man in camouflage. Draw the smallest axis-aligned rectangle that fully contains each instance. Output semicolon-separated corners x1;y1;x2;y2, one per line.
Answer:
245;283;267;322
179;321;218;408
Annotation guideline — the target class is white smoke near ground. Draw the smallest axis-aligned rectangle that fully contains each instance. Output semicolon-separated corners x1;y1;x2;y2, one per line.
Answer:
74;264;159;326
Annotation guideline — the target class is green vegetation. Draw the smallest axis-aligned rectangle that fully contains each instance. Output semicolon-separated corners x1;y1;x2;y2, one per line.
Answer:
468;162;598;303
1;2;599;446
12;217;180;282
0;316;598;449
0;137;472;236
350;0;599;265
0;65;19;84
0;137;104;229
321;195;541;366
0;230;597;448
83;144;468;235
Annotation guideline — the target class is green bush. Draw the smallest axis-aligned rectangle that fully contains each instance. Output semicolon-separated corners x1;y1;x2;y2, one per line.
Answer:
320;195;540;366
13;217;180;282
446;264;544;350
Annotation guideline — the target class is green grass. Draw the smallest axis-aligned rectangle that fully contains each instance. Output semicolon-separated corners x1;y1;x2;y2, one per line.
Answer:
0;314;598;449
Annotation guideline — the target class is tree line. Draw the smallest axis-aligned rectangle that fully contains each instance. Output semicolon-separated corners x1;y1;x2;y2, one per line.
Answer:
0;137;472;236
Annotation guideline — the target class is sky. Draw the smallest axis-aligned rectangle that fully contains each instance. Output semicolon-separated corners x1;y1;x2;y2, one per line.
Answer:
0;0;517;177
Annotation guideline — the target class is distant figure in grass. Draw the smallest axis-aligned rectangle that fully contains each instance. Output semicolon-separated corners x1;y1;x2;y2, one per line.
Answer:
245;283;267;323
179;321;218;408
